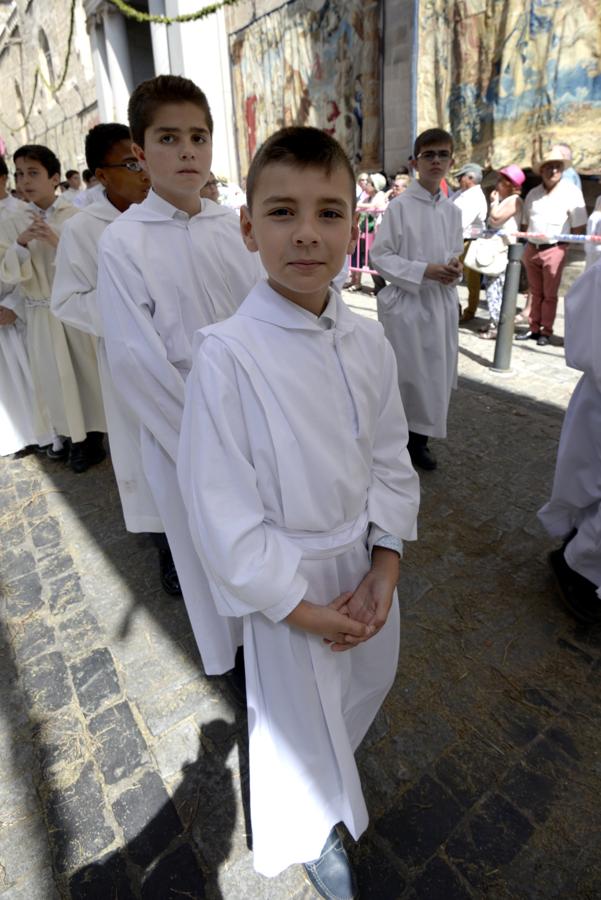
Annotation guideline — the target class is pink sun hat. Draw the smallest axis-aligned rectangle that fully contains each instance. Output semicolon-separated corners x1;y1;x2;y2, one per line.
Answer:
498;164;525;188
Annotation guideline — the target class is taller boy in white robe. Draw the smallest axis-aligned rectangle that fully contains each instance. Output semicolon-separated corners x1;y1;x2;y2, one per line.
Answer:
51;193;162;534
538;262;601;598
371;180;463;438
97;190;262;673
0;196;106;442
177;281;420;876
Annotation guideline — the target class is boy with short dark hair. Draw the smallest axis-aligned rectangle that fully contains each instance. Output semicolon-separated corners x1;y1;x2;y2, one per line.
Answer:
0;144;106;468
51;124;181;594
177;126;419;895
96;76;262;678
371;127;463;471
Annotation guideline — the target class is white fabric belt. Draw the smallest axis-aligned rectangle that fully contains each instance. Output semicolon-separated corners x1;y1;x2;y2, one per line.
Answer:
277;510;369;560
24;297;50;309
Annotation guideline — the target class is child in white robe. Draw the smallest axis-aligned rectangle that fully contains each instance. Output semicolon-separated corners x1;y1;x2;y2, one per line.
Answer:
0;144;106;471
538;262;601;623
177;127;420;894
96;76;262;679
371;128;463;471
51;123;180;596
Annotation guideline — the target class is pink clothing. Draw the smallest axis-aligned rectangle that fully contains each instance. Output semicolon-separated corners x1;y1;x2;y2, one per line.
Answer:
523;242;568;335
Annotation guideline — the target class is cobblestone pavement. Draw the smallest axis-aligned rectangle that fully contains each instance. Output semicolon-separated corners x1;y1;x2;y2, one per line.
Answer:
2;265;601;899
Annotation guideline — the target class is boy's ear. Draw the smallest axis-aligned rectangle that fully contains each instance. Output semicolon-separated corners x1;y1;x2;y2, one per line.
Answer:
347;213;359;255
132;142;149;173
240;205;259;252
50;173;61;189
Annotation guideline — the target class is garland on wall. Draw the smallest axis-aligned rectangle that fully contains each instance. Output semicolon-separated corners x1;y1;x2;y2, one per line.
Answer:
107;0;240;25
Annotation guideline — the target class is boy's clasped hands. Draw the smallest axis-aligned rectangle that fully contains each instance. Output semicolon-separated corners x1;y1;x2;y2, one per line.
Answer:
425;255;462;285
17;213;59;249
285;546;400;652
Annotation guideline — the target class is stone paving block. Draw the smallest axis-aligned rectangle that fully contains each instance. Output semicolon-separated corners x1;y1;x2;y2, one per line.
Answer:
138;675;212;737
215;848;306;899
2;522;25;550
21;492;48;521
45;760;116;874
37;548;74;581
375;774;464;867
0;813;54;885
112;769;183;869
58;607;104;660
14;477;41;499
0;547;37;585
69;647;121;715
446;793;534;888
0;769;41;828
21;650;73;714
48;571;84;614
349;838;407;899
140;843;206;899
88;701;149;785
1;571;43;619
30;517;61;549
499;761;555;824
152;717;201;781
0;866;60;900
434;741;503;810
69;850;135;900
391;712;457;773
11;617;55;665
34;710;88;778
411;854;473;899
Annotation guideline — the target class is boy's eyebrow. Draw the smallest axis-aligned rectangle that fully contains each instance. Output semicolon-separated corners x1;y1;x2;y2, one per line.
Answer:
152;125;210;134
261;194;349;206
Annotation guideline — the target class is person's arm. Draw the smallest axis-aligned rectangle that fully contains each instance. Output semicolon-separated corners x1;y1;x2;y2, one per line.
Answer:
568;188;588;234
370;203;429;292
488;195;519;229
0;218;33;286
97;232;187;463
177;335;374;647
51;222;104;336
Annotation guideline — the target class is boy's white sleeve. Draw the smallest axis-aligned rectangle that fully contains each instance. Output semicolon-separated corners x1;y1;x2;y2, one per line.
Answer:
97;233;186;463
0;223;32;286
370;204;427;293
51;224;103;337
367;336;420;541
177;336;308;622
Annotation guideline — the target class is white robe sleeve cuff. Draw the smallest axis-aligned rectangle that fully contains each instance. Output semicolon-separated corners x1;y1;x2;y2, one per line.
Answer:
261;571;309;623
368;524;403;558
13;242;30;262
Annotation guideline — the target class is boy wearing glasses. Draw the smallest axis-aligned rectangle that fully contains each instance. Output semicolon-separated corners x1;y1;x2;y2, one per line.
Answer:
51;124;183;595
96;76;262;688
371;128;463;471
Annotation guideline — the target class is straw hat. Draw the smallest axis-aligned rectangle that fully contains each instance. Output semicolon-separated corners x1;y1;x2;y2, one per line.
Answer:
534;145;566;173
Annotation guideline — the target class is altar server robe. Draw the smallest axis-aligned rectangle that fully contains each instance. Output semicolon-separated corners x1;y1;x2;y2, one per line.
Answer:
0;196;105;442
371;181;463;437
51;194;162;532
177;281;420;876
538;264;601;594
97;190;263;674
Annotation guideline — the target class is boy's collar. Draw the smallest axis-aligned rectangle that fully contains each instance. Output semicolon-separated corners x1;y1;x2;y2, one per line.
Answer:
127;188;231;222
408;179;444;203
237;279;356;334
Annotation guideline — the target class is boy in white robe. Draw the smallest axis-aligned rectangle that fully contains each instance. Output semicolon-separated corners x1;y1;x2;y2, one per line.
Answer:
371;128;463;471
96;76;262;683
0;144;107;471
538;262;601;623
51;124;180;596
177;127;420;895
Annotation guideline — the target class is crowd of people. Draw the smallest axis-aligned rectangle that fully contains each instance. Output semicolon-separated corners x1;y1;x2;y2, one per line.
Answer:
0;73;599;900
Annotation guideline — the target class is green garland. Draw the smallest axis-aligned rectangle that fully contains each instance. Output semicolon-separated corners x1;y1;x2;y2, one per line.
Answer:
0;0;77;133
108;0;241;25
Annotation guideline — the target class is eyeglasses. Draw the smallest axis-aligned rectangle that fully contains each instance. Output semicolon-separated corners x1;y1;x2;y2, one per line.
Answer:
99;161;144;173
416;150;452;161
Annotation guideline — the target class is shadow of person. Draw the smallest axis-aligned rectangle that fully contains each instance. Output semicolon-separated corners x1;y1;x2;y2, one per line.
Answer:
68;716;245;899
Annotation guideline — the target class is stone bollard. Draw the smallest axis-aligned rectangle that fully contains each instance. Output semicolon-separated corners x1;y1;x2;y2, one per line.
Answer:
491;242;525;374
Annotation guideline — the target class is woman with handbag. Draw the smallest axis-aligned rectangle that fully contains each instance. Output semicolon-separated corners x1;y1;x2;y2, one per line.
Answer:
347;174;388;292
478;165;525;339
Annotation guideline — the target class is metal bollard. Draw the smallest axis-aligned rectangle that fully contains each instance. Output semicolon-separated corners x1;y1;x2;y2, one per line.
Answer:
491;242;525;373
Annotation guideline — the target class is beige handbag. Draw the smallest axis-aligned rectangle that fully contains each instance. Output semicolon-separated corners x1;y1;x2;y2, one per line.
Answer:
464;235;508;276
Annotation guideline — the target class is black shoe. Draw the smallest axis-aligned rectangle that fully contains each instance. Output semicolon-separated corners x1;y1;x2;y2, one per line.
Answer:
303;827;358;900
69;440;90;473
515;330;540;341
548;547;601;624
409;443;437;471
220;646;247;709
158;547;182;596
69;434;107;473
537;335;550;346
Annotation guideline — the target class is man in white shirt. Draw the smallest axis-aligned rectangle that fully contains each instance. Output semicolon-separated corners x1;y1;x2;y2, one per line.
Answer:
452;162;488;321
517;145;587;346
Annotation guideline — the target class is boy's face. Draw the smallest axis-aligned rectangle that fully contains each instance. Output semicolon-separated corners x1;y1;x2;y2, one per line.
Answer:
133;101;212;209
68;172;81;190
412;143;453;191
96;139;150;212
14;157;60;208
240;161;358;314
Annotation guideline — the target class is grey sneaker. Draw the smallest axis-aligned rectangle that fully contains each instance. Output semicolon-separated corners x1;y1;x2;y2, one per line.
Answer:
303;827;358;900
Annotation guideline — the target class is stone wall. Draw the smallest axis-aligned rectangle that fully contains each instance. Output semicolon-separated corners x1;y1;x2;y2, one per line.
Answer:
0;0;98;176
